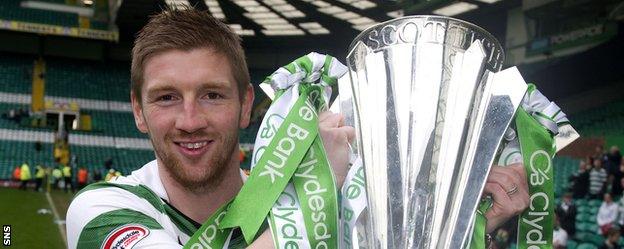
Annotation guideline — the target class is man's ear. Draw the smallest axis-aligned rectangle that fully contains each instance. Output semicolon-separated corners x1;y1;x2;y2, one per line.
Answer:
131;91;148;133
239;83;255;129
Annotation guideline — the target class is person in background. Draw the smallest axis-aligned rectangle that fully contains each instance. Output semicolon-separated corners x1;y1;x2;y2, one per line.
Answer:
598;193;619;235
19;162;31;190
611;161;624;197
92;169;102;182
594;145;607;163
553;214;568;249
590;159;609;199
34;164;45;192
52;166;62;189
556;192;577;236
77;166;88;190
12;166;21;187
606;146;622;175
62;164;73;192
104;157;113;171
571;159;590;198
104;169;121;181
600;227;621;249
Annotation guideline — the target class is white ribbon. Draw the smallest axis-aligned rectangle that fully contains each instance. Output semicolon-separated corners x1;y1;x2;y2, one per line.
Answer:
498;87;570;166
253;52;349;248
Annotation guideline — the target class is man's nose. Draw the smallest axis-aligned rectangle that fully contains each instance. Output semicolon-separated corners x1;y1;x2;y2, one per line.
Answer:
175;100;207;133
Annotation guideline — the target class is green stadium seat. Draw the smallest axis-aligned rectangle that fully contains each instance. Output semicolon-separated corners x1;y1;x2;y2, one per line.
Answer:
567;240;578;249
575;243;597;249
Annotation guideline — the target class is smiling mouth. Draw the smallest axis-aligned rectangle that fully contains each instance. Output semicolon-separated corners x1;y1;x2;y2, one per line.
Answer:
177;141;209;149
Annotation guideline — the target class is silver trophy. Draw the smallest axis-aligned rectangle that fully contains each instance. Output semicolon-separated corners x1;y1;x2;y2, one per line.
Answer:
344;16;528;248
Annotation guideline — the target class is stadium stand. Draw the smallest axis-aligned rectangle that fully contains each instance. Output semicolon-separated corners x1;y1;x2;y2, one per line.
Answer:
0;0;78;27
0;53;152;181
569;100;624;137
46;57;130;102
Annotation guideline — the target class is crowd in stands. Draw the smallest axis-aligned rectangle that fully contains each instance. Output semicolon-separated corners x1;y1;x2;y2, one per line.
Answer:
553;145;624;249
9;157;122;193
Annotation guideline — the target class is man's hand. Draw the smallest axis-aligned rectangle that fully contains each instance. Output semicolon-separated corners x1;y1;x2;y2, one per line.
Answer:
318;111;355;187
483;163;530;233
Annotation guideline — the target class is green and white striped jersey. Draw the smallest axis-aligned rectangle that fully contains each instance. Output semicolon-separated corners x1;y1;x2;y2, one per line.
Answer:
66;160;247;249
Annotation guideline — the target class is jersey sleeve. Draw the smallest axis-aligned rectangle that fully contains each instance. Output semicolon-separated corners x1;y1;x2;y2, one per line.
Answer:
66;185;183;249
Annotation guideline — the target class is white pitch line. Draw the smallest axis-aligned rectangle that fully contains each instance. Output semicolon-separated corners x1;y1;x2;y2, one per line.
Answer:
45;192;67;246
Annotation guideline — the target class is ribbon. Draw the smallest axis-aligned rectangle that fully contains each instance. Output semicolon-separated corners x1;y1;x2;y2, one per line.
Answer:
471;84;565;249
219;53;346;247
516;107;555;249
219;85;320;242
184;201;234;248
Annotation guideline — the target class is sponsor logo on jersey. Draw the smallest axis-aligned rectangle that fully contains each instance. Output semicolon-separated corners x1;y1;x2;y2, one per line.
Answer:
101;224;150;249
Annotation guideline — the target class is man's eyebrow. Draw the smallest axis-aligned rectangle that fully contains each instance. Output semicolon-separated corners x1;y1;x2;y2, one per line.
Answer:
145;85;177;96
198;81;231;90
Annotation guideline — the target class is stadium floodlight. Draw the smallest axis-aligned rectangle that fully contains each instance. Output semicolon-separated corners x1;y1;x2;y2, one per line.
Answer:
307;28;330;34
252;18;289;24
473;0;501;3
281;10;306;18
432;2;478;16
262;29;305;35
234;0;260;7
311;0;331;8
319;6;345;14
262;24;299;30
299;22;323;29
387;10;404;18
347;16;375;25
272;4;295;11
351;0;376;9
332;11;359;20
245;6;271;12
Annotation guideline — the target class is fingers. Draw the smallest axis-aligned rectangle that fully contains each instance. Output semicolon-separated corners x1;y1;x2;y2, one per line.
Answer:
319;111;345;128
483;164;530;232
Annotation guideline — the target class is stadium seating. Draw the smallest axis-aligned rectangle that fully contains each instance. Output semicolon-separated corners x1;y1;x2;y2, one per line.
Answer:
0;54;34;94
46;57;130;102
554;156;580;197
0;0;78;27
569;100;624;136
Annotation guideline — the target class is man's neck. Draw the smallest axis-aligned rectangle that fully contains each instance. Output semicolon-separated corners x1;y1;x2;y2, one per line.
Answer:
158;159;243;224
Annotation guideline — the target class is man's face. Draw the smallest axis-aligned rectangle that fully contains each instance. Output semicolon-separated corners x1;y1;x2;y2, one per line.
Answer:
132;48;253;192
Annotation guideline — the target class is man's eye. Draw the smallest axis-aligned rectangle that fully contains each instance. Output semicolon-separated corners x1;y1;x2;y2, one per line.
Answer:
158;95;175;101
206;92;223;99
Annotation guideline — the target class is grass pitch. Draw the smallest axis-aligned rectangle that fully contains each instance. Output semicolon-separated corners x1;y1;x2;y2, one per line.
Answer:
0;187;74;249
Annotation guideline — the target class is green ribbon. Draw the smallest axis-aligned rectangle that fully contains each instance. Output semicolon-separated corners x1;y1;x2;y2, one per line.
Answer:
516;108;555;249
219;86;321;243
292;136;339;248
469;107;555;249
183;201;232;249
470;198;492;249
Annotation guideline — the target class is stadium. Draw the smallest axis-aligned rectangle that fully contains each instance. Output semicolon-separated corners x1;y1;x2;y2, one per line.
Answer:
0;0;623;248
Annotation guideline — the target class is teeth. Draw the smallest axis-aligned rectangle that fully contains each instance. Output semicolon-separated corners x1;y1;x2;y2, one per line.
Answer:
180;142;207;149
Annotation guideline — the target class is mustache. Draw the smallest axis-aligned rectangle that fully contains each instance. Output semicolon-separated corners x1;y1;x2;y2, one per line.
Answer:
165;130;215;141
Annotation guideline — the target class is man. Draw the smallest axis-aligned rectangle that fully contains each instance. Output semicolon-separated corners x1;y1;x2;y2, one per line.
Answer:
77;166;88;190
570;159;590;198
34;164;45;192
556;192;577;236
63;164;73;192
52;166;62;189
553;214;568;249
67;8;529;248
590;159;609;199
19;162;31;190
597;193;618;235
600;227;621;249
